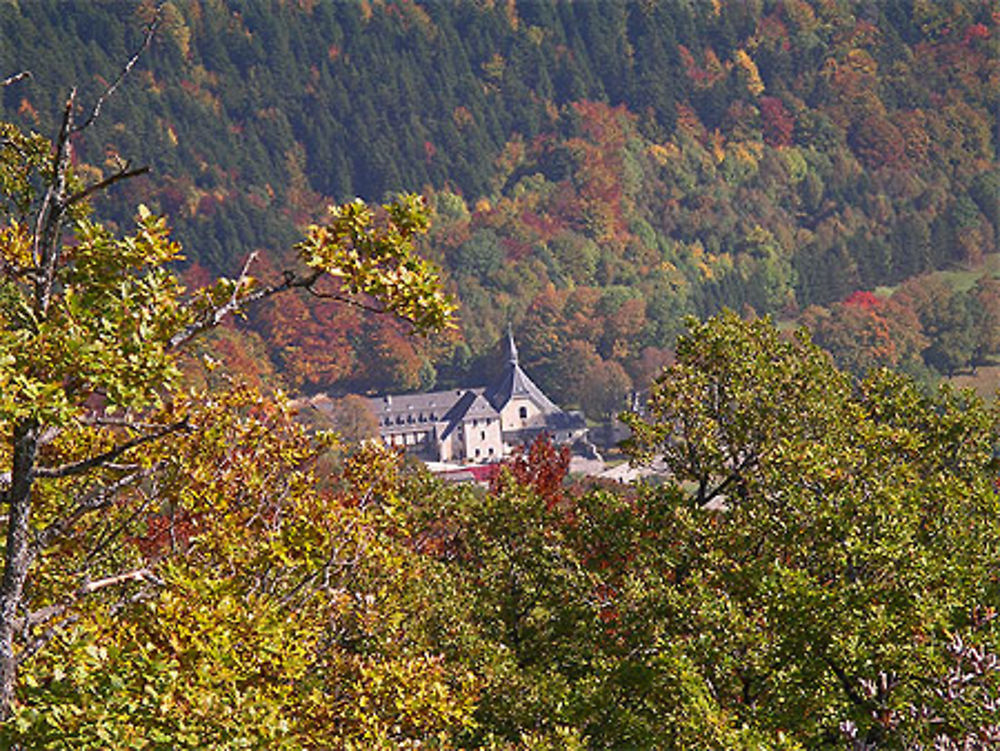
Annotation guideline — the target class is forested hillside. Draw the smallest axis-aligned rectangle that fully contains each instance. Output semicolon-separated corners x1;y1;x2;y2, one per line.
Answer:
4;5;1000;747
1;0;996;401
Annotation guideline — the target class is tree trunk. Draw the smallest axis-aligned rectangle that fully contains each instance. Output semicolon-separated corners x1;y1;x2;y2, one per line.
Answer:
0;419;39;719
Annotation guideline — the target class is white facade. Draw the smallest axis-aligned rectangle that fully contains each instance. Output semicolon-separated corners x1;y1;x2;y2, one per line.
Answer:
367;332;587;464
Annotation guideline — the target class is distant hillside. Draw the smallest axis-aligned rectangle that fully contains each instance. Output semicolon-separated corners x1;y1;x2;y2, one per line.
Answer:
1;0;996;401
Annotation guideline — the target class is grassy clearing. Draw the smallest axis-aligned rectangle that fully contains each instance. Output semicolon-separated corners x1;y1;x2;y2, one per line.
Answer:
947;363;1000;401
871;253;1000;298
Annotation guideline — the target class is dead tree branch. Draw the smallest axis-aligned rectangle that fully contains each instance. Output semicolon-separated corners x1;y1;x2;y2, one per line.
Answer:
167;267;323;351
73;13;160;134
0;72;30;87
32;469;151;554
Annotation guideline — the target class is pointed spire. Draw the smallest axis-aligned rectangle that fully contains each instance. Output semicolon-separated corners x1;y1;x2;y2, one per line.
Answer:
484;324;557;412
506;324;518;365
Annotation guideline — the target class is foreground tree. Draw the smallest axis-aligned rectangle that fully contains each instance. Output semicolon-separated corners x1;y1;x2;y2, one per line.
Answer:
362;312;1000;748
0;59;453;731
6;409;478;748
622;312;1000;747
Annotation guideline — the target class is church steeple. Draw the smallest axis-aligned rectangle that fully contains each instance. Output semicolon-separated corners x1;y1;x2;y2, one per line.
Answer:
484;327;557;413
505;325;518;365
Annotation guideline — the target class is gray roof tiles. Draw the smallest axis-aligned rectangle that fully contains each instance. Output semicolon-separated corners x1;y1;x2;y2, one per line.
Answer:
439;391;499;440
367;389;466;422
483;361;558;413
366;333;582;446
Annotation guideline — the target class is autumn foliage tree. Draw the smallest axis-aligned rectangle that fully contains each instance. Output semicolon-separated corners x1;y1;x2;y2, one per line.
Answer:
6;396;478;748
0;51;454;741
491;433;570;510
804;291;927;378
621;312;1000;747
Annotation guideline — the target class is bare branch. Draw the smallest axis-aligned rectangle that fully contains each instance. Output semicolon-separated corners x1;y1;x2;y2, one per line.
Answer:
79;486;156;571
66;163;150;207
73;13;160;133
18;614;78;667
695;451;758;508
823;653;867;709
235;251;259;296
18;567;167;666
32;88;74;285
80;568;164;595
166;267;323;351
33;420;187;479
99;463;142;473
166;258;411;353
15;568;162;638
0;71;30;87
33;469;150;553
78;415;168;430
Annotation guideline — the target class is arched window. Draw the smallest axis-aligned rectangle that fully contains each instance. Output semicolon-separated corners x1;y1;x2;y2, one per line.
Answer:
519;406;528;419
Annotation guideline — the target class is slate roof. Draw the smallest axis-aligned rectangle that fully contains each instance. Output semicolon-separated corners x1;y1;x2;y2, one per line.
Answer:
366;331;586;446
367;389;460;429
439;390;499;440
483;329;558;413
503;410;587;437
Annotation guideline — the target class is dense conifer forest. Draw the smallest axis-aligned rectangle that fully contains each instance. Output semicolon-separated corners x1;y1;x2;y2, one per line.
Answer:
1;0;996;401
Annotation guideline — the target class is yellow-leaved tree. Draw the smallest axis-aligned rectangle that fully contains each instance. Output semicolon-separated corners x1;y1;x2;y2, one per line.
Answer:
0;31;462;746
